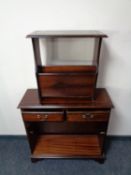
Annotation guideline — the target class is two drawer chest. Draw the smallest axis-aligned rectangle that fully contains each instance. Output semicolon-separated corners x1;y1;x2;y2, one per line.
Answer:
18;88;113;163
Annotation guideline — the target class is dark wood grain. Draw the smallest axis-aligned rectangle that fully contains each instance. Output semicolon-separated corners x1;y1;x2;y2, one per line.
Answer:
27;30;108;38
18;88;113;109
19;88;112;161
20;31;111;162
29;31;107;102
31;121;107;134
32;135;102;158
67;111;109;122
22;111;64;122
38;73;96;98
42;65;97;73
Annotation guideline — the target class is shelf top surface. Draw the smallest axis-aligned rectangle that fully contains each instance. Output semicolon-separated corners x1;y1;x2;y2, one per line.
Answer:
18;88;113;109
32;135;101;158
27;30;108;38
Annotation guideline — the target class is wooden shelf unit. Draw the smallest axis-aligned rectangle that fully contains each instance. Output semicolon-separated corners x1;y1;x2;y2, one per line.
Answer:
27;30;107;101
18;31;112;163
32;134;102;158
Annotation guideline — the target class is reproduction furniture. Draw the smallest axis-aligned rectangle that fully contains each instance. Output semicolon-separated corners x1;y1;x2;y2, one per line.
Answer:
27;31;107;101
18;88;112;163
18;31;113;163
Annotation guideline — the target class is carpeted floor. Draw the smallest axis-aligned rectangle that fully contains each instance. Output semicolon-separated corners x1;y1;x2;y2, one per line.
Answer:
0;136;131;175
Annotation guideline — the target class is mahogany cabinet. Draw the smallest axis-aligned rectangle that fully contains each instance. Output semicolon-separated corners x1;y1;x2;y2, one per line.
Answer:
18;31;113;163
18;88;113;163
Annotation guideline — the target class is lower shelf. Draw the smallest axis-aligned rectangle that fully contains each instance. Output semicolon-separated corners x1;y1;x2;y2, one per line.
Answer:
32;134;102;158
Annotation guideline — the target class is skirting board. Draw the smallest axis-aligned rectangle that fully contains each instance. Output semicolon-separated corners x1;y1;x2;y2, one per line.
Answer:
0;135;131;139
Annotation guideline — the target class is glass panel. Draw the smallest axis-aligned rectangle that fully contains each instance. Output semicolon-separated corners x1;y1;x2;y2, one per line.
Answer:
39;38;97;66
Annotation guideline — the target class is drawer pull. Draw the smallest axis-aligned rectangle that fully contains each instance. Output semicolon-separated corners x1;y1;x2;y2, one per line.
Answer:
82;113;94;119
44;114;48;119
41;114;48;121
89;114;94;119
23;112;64;122
37;114;41;119
82;114;87;119
37;114;48;120
100;131;105;135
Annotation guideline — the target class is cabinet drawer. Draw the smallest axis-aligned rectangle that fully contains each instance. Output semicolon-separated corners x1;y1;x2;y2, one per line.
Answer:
67;111;109;122
22;112;64;122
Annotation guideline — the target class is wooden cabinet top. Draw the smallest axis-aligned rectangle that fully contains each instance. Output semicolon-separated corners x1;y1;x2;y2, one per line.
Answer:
27;30;107;38
18;88;113;110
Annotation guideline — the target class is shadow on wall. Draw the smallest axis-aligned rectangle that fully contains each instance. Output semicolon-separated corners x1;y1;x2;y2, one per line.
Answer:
97;39;121;135
97;41;110;86
98;30;131;88
97;31;131;135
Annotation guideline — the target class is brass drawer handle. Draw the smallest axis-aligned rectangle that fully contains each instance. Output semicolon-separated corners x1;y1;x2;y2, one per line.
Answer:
89;114;94;119
82;114;87;119
100;131;105;135
44;114;48;119
82;113;94;119
36;114;48;120
36;114;41;119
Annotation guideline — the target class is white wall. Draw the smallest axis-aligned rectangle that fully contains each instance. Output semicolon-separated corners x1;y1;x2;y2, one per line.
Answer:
40;38;95;65
0;0;131;135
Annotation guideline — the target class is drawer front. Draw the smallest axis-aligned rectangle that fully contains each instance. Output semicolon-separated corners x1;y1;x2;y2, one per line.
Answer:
38;73;96;98
67;111;109;122
22;112;64;122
